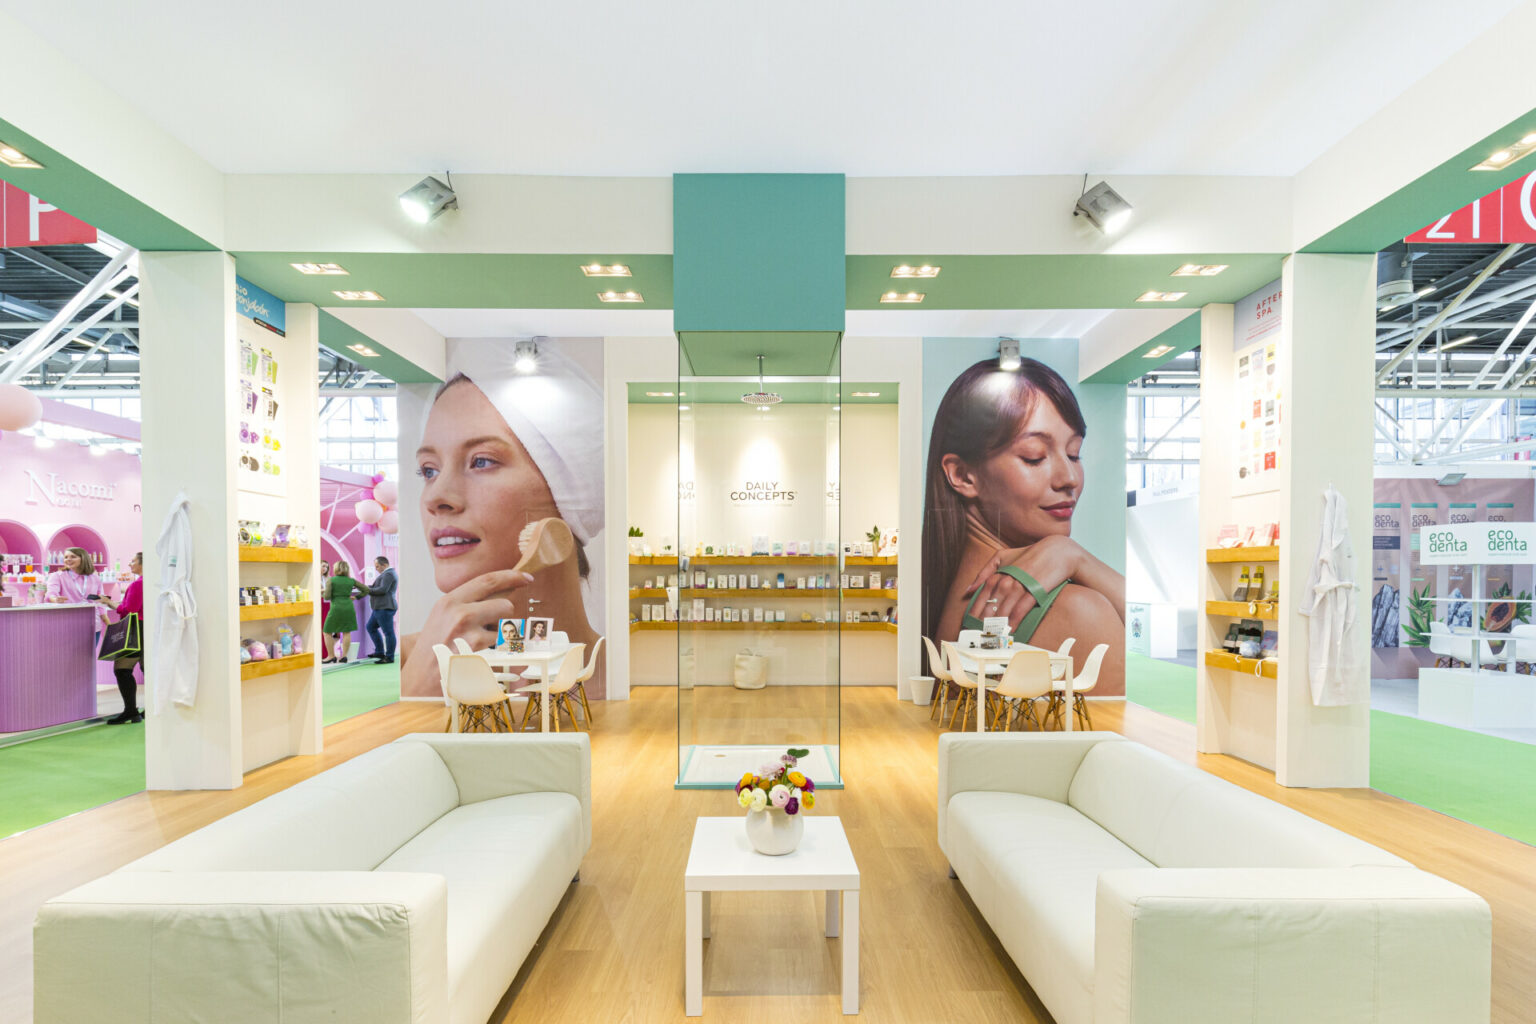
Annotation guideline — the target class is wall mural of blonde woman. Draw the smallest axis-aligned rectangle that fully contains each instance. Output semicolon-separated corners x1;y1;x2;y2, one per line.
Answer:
398;338;606;699
922;346;1125;695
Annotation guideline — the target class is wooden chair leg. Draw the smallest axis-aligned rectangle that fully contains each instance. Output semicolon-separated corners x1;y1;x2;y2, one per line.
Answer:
519;695;539;731
1076;695;1092;730
575;684;593;724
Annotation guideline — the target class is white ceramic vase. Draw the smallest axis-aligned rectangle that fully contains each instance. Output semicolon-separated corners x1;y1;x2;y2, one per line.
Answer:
744;807;804;855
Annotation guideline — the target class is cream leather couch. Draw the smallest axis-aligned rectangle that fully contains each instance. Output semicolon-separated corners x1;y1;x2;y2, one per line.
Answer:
938;732;1491;1024
35;733;591;1024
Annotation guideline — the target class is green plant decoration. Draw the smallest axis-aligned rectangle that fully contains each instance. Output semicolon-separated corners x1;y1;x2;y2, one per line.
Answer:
865;525;881;548
628;526;644;537
1402;583;1436;648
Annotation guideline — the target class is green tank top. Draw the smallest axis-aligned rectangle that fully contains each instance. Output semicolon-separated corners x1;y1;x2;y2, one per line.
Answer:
960;565;1069;645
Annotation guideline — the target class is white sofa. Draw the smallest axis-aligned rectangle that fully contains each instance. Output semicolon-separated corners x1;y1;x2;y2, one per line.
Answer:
937;732;1491;1024
35;732;591;1024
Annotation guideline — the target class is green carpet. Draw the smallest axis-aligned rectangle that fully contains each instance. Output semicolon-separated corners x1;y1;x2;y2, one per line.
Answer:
0;664;399;838
1369;710;1536;846
0;722;145;839
1125;653;1197;724
322;660;401;725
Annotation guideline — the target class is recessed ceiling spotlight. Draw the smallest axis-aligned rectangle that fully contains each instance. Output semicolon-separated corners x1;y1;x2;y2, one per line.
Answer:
599;290;644;303
1144;344;1175;358
1472;132;1536;171
850;391;881;398
0;142;43;169
1136;290;1188;303
880;291;925;304
1171;264;1228;277
514;340;538;373
1073;180;1133;234
333;290;385;301
890;264;941;279
645;391;675;397
292;262;349;276
581;263;632;277
398;175;458;223
348;343;379;357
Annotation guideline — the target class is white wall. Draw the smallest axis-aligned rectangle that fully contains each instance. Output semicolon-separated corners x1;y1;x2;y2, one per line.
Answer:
1126;488;1199;651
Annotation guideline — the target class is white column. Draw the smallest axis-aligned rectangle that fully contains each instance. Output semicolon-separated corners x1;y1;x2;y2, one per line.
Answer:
140;251;241;790
1275;253;1373;788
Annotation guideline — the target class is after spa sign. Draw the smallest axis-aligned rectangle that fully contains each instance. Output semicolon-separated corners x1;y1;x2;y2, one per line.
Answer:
1418;522;1536;565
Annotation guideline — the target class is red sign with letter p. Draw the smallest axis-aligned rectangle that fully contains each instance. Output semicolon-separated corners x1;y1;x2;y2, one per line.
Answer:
0;182;98;248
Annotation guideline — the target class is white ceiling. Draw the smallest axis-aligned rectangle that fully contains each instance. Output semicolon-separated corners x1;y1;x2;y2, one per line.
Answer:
5;0;1523;177
406;307;1114;340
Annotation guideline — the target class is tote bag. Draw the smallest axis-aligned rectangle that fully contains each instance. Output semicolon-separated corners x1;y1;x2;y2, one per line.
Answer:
99;613;143;661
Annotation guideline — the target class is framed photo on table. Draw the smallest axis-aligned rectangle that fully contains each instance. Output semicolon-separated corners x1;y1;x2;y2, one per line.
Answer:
496;618;525;653
525;617;553;650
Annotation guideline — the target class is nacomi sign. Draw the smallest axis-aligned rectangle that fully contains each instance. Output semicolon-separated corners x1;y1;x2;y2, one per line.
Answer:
24;470;119;509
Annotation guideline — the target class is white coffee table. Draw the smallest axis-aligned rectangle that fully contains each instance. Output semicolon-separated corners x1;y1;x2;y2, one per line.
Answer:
684;815;860;1016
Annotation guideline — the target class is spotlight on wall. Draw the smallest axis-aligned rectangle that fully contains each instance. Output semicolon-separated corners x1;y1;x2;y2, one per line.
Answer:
399;175;458;223
998;339;1022;371
514;339;538;373
1073;180;1133;234
0;142;44;169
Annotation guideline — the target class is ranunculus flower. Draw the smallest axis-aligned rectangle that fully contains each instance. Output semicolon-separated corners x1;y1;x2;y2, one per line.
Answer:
802;792;815;809
750;788;768;812
737;772;755;793
787;770;806;788
802;778;814;793
780;753;797;766
770;785;790;808
737;788;755;809
785;796;799;814
760;761;781;777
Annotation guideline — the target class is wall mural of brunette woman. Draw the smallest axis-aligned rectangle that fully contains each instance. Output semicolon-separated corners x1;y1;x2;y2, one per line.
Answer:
922;352;1125;693
398;339;606;699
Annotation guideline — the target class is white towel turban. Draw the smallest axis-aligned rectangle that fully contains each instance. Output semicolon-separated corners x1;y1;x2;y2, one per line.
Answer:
448;339;605;546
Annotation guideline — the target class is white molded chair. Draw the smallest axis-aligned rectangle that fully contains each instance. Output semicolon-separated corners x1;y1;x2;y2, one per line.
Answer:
569;636;604;726
992;648;1055;731
1051;642;1110;729
432;643;458;732
922;635;961;723
1428;621;1475;667
445;654;517;732
518;643;587;732
452;637;476;656
1051;637;1076;680
941;641;986;730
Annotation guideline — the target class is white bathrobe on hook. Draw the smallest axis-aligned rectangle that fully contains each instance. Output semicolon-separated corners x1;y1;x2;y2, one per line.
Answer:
150;492;199;712
1299;485;1367;705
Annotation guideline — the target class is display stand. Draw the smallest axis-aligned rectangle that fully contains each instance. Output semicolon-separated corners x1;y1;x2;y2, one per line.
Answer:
1195;256;1374;789
1414;521;1536;728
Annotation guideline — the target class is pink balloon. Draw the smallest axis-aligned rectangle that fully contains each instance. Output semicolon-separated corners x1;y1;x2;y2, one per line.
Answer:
358;522;378;536
373;479;398;507
0;383;42;431
379;509;399;534
354;499;384;524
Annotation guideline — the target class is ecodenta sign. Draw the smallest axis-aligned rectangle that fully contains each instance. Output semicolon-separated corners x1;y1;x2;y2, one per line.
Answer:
1425;528;1467;556
24;470;118;509
1488;527;1529;554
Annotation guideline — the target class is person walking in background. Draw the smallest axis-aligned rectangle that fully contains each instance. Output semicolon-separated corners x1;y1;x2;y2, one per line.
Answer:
99;551;144;724
318;560;332;662
357;556;399;664
323;559;360;663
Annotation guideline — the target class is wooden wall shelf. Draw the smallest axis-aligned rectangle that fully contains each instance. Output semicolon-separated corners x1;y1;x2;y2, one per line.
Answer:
239;601;315;622
844;555;898;566
1203;649;1277;678
689;555;833;566
1205;546;1280;564
238;546;314;564
636;587;898;599
629;620;896;634
628;555;679;565
240;651;316;681
1205;600;1279;620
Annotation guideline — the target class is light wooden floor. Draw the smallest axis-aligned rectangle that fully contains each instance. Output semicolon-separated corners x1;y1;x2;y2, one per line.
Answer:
3;690;1534;1023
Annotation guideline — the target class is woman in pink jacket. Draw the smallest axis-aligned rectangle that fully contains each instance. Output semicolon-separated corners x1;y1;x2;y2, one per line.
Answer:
94;552;143;724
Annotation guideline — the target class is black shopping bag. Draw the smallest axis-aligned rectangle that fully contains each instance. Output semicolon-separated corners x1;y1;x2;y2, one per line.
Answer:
99;613;143;660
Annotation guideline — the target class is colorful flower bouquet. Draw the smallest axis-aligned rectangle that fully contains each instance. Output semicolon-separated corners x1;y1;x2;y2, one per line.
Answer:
736;748;816;814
